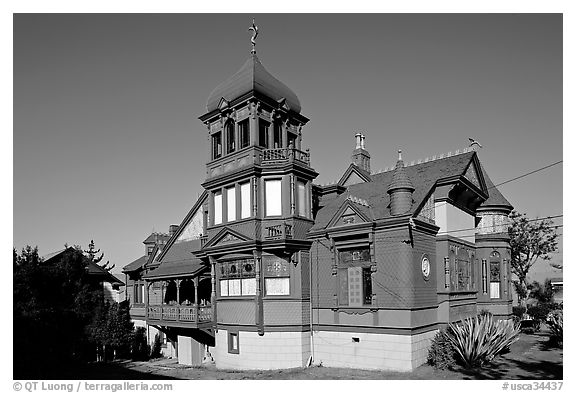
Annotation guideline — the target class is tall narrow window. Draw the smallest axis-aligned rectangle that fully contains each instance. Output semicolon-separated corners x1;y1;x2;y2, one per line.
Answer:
265;179;282;216
212;132;222;159
273;122;283;148
238;119;250;149
259;120;270;148
490;251;501;299
226;186;236;222
214;191;222;225
226;122;235;154
287;132;297;148
297;180;306;217
456;249;470;291
240;182;251;219
482;259;487;294
228;332;239;354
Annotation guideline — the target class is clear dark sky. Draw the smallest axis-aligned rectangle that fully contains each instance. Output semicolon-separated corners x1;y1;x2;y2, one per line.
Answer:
13;14;562;276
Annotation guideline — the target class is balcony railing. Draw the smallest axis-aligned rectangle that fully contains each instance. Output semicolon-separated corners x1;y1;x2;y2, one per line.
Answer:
262;147;310;166
147;305;213;324
264;222;293;240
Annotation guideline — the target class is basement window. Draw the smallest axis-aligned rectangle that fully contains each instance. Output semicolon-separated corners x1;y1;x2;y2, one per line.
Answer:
228;332;239;354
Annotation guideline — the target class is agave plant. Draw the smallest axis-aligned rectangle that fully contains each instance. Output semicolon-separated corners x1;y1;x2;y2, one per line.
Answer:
446;314;520;368
546;310;563;347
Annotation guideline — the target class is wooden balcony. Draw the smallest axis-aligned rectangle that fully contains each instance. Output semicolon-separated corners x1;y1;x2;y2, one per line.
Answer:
147;305;213;327
264;221;293;240
262;147;310;166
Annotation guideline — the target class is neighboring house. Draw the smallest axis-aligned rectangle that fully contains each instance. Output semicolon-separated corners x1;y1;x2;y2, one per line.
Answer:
42;248;124;303
122;33;514;371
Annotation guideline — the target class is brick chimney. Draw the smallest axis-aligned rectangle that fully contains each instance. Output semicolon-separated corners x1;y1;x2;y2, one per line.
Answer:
351;133;371;173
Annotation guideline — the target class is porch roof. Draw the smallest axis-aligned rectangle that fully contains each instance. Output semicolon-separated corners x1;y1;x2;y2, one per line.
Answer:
143;239;208;280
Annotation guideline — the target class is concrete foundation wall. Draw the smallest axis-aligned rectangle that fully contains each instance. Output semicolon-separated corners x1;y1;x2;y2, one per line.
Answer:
312;329;437;371
213;330;311;370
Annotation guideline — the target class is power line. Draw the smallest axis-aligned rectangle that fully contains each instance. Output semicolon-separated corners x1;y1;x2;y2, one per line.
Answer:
418;160;563;215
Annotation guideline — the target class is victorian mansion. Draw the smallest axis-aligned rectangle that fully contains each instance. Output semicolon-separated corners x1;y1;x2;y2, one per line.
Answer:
122;27;513;371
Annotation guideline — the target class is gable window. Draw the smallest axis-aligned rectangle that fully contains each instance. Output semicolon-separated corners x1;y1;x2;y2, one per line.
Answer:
219;260;256;297
226;186;236;222
265;179;282;216
259;119;270;148
212;132;222;159
240;182;251;219
338;247;372;306
490;251;501;299
264;258;290;296
238;119;250;149
214;191;222;225
226;122;235;154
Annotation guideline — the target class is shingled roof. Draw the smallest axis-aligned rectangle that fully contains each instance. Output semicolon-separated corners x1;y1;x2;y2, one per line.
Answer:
122;255;148;273
311;151;477;231
144;239;207;279
206;53;301;114
478;163;513;210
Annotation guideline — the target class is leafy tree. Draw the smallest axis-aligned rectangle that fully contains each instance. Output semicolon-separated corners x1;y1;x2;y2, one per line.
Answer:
528;279;554;304
14;246;103;378
508;211;558;307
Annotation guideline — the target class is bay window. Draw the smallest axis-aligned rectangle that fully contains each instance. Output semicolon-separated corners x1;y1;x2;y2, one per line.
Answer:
264;258;290;296
265;179;282;216
219;259;256;297
338;247;372;306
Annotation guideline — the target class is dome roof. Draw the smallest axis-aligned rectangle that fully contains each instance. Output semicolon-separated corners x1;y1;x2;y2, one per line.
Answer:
206;54;301;114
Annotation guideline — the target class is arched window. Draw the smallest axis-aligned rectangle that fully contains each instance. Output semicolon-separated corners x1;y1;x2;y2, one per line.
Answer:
226;121;235;154
489;251;501;299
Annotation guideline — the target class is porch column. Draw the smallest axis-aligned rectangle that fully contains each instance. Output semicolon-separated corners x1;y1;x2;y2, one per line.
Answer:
145;282;151;318
161;281;166;305
194;277;199;306
209;256;217;325
282;119;288;148
176;279;181;305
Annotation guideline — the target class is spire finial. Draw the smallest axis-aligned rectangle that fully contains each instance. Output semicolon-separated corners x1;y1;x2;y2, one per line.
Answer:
398;149;402;161
248;18;259;54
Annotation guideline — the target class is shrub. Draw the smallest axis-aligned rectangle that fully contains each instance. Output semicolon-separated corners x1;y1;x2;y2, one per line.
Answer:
427;329;457;370
150;333;163;359
512;306;526;320
447;314;520;368
546;310;563;347
130;327;150;361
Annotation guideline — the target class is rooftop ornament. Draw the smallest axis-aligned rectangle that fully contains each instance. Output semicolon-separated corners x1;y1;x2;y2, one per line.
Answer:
248;18;259;54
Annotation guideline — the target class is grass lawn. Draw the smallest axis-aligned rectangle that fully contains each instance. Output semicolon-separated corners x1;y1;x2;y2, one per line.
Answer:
60;327;561;380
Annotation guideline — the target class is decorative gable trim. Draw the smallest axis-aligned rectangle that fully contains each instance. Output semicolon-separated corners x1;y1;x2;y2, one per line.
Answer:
462;154;487;194
337;164;372;187
202;227;252;249
327;199;371;229
218;97;229;110
155;191;208;264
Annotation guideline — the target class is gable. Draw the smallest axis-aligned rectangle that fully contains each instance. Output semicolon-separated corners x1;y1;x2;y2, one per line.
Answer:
342;171;365;187
175;205;204;243
416;191;435;224
464;160;482;190
202;227;252;249
338;164;371;187
327;202;370;228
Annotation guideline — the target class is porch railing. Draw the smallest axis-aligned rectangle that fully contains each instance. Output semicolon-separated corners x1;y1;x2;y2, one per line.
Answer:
264;222;293;240
147;305;212;324
262;147;310;166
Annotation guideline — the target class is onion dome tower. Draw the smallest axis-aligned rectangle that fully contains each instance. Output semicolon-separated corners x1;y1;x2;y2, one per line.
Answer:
195;20;318;356
387;150;415;215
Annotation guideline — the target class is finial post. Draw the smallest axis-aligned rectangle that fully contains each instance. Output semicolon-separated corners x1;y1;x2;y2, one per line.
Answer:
248;18;259;54
398;149;402;161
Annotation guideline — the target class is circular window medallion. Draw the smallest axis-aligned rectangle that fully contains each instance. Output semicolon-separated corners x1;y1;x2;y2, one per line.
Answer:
421;256;431;280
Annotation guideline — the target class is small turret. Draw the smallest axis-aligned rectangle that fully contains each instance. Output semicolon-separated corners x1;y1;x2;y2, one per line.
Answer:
351;133;371;173
387;150;415;215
